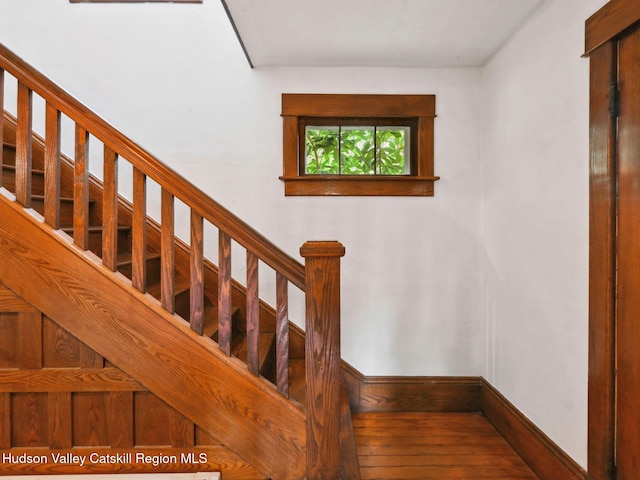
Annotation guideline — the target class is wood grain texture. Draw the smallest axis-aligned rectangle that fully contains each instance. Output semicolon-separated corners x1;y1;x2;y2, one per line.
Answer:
132;167;147;292
109;391;134;448
357;376;482;413
585;0;640;55
282;115;299;178
0;291;254;478
481;380;587;480
246;251;259;375
276;271;289;397
0;392;10;449
190;210;204;334
73;124;89;250
0;284;37;312
17;311;43;369
281;175;438;196
341;384;361;479
15;81;32;207
615;26;640;480
301;241;345;478
218;230;232;355
282;93;435;117
0;67;4;187
44;102;61;229
0;196;306;479
0;447;264;478
281;94;438;196
11;392;48;447
0;368;145;392
48;391;72;448
43;315;99;368
587;40;617;480
417;116;435;177
161;188;176;313
354;412;538;479
102;146;118;271
134;391;196;448
0;44;305;289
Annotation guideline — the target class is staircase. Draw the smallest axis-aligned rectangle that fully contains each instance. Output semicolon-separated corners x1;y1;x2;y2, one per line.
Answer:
0;44;359;479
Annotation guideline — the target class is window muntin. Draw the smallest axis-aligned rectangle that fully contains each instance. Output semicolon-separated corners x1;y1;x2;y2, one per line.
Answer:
281;94;438;196
303;122;411;176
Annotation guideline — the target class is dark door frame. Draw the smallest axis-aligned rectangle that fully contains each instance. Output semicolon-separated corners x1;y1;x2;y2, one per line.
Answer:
585;1;640;479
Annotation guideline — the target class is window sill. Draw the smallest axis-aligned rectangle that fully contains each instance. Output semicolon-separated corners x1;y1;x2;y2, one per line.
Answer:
279;175;440;196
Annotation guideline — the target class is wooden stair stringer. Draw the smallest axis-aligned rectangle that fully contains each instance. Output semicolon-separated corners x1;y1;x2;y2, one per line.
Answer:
0;193;306;480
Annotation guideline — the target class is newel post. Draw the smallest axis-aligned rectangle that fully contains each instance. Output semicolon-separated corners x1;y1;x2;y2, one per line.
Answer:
300;240;345;479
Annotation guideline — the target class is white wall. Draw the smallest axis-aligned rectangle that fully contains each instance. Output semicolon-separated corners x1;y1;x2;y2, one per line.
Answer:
0;0;609;469
480;0;607;467
0;0;484;375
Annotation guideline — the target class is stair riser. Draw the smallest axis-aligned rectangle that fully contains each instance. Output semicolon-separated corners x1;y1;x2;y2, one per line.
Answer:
1;167;46;196
118;255;163;290
29;198;75;226
62;228;132;257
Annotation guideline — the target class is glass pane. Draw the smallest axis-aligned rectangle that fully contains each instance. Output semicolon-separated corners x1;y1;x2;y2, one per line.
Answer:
341;127;375;175
305;126;340;174
376;127;409;175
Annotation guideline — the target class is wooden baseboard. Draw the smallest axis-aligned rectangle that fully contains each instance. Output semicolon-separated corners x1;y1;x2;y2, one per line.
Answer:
342;367;482;413
481;379;589;480
347;373;589;480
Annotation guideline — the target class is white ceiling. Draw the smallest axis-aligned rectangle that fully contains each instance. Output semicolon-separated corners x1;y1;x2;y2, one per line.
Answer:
223;0;547;68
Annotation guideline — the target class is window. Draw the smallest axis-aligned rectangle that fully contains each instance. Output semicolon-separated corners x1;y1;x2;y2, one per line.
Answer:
281;94;438;196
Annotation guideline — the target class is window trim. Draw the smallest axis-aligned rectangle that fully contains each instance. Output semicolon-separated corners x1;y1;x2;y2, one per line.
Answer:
281;93;438;196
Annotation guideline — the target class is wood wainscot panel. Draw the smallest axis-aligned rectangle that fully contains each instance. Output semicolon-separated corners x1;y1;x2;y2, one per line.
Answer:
0;284;37;313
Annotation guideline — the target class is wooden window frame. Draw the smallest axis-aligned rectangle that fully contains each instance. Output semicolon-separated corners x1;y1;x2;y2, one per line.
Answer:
281;94;439;196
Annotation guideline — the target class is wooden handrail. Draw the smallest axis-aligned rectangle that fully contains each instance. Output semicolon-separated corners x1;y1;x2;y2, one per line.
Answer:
0;43;305;290
1;43;356;475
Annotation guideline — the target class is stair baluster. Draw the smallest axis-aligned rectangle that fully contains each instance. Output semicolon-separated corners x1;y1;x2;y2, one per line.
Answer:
132;167;147;292
15;82;32;208
189;209;204;334
102;145;118;270
276;271;289;396
0;42;360;477
218;230;232;355
161;188;176;313
246;250;260;375
73;124;89;249
44;103;61;230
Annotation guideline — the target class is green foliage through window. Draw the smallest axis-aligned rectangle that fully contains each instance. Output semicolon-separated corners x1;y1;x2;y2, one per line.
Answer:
305;126;409;175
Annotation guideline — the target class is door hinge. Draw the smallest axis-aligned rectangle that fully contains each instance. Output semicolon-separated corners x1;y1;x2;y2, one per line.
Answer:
609;82;620;118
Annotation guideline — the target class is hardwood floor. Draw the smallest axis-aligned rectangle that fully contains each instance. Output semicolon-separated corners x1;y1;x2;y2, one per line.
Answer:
353;412;539;479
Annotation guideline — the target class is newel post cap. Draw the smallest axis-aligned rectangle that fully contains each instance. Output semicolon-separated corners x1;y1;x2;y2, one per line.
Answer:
300;241;345;258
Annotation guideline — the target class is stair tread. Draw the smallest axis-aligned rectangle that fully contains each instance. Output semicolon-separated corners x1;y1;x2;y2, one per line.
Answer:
231;331;275;367
146;277;191;299
203;305;241;339
32;194;87;204
116;252;162;267
61;225;130;233
1;163;46;175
